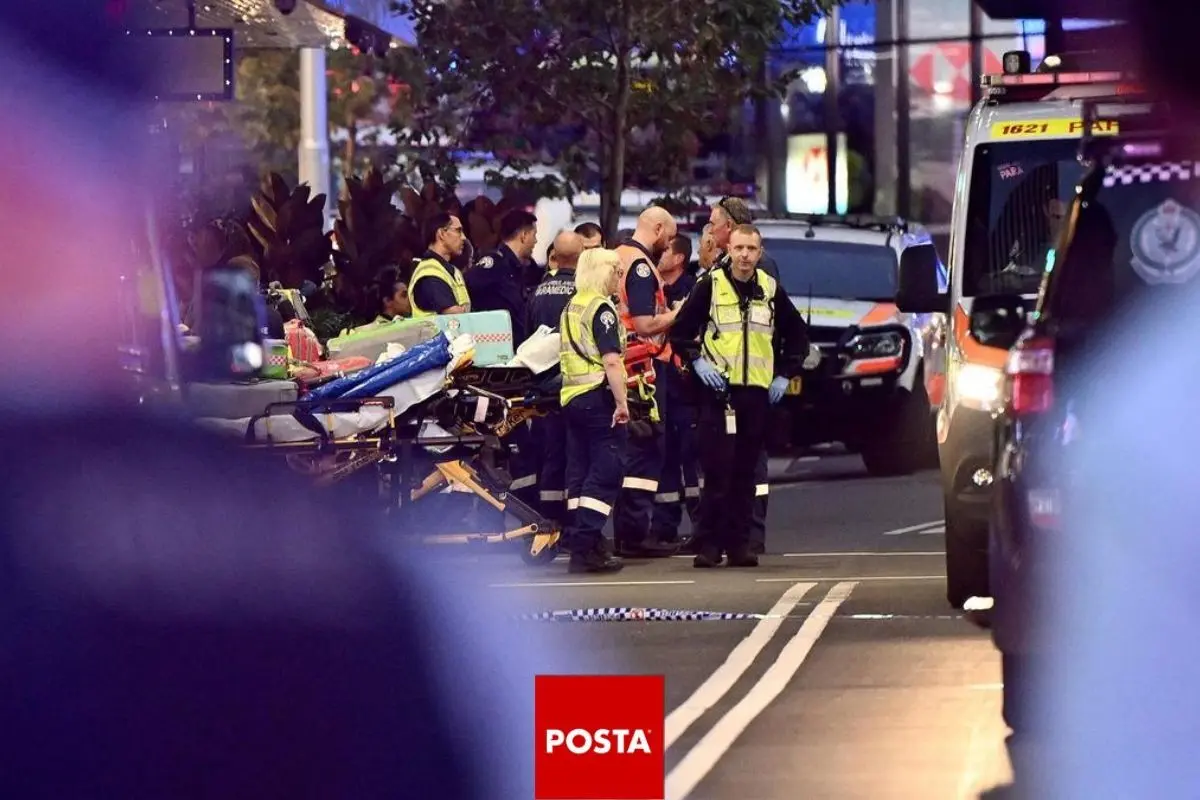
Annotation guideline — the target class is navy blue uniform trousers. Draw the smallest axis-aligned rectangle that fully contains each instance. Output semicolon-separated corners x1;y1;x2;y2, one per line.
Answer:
563;388;626;554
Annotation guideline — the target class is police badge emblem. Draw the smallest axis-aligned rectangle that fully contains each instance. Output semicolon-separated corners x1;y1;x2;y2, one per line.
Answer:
1130;199;1200;285
635;263;652;278
477;256;494;269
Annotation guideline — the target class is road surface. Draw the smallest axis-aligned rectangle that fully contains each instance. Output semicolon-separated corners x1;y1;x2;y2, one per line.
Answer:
437;452;1015;799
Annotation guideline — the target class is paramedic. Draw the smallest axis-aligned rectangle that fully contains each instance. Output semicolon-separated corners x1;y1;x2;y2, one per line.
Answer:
650;233;701;546
696;223;719;275
559;248;629;574
613;207;681;558
709;196;776;554
409;213;471;317
526;230;584;526
467;210;538;344
669;224;810;567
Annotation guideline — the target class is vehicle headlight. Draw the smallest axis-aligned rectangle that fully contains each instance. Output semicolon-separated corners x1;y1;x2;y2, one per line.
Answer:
956;363;1003;409
847;331;904;359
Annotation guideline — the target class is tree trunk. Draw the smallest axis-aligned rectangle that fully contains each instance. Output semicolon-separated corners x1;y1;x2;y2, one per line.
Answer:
343;121;357;176
600;0;633;244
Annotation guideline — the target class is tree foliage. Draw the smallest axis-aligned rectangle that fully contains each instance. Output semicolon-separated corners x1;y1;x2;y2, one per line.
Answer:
394;0;840;238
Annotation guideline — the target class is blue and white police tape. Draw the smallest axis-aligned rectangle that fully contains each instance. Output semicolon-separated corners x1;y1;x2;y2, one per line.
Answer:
514;607;777;622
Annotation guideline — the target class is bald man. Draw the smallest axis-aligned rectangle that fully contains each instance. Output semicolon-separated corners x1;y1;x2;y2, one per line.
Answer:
611;207;682;558
522;230;585;527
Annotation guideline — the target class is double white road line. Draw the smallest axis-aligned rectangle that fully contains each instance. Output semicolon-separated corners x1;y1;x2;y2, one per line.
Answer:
663;580;858;800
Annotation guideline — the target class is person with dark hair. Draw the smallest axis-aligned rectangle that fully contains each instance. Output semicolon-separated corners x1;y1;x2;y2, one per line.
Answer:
466;209;538;345
650;233;702;546
410;212;470;318
574;221;604;250
374;267;411;321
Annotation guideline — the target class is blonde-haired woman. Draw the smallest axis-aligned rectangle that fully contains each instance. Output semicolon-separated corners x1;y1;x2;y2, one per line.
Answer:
557;248;628;573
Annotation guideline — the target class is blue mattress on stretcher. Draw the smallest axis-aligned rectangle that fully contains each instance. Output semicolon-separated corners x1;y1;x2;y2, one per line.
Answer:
308;333;453;401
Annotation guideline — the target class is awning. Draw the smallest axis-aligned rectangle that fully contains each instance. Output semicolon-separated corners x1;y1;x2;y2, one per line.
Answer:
114;0;413;49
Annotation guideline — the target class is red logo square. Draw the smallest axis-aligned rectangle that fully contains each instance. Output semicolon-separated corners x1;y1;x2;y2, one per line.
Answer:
535;674;665;800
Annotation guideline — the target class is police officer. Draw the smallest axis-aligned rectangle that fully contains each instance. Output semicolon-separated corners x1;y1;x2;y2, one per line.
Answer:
409;212;471;317
559;248;629;573
467;210;538;345
575;221;604;251
669;224;811;567
525;230;585;527
708;197;777;554
650;233;701;545
613;207;682;558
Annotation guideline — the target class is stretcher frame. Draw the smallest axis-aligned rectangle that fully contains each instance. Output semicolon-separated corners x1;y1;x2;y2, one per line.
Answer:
240;368;564;565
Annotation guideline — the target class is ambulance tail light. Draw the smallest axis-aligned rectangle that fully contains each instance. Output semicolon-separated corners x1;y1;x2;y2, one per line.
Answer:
1006;335;1055;415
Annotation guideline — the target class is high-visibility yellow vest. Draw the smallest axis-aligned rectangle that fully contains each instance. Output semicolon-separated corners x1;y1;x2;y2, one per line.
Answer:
702;268;776;388
409;256;470;317
560;289;625;407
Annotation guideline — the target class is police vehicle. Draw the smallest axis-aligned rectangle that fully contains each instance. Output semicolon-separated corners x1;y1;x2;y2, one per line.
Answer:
981;96;1177;732
761;213;945;476
894;49;1138;608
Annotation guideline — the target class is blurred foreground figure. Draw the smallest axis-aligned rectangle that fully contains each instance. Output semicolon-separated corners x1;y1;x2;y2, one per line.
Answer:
1027;6;1200;797
0;5;572;797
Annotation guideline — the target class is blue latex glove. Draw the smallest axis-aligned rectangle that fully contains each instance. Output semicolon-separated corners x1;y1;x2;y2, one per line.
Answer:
692;358;726;391
769;375;789;405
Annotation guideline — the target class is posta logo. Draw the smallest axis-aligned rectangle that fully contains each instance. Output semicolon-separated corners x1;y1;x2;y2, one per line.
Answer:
535;674;665;799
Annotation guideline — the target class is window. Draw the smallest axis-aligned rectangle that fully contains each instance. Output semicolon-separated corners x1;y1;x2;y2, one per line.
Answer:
763;238;897;301
962;138;1087;297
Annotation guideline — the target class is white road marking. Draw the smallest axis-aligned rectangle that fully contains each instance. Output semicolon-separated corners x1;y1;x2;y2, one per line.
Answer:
756;574;943;583
487;579;695;588
882;520;945;536
670;551;946;559
795;455;820;463
920;525;947;535
664;582;817;750
665;582;856;800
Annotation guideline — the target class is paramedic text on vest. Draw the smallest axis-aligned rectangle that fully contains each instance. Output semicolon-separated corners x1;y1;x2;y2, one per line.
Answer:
558;248;629;574
613;207;683;558
649;233;702;548
669;223;812;568
409;212;471;317
467;209;538;345
708;196;776;553
525;230;584;529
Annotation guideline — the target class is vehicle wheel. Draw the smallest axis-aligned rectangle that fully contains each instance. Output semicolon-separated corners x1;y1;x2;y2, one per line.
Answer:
945;500;990;608
860;383;934;476
520;535;560;565
1002;653;1030;734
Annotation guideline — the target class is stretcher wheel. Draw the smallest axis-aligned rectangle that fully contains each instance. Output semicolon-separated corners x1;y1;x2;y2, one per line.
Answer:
521;534;560;565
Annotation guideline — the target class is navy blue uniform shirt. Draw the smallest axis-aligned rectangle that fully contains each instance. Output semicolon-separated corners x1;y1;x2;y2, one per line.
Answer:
591;300;623;357
526;269;576;338
620;240;660;319
466;244;528;344
410;251;459;315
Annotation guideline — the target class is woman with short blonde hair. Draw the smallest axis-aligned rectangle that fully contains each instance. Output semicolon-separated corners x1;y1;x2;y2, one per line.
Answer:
573;247;621;297
556;245;628;574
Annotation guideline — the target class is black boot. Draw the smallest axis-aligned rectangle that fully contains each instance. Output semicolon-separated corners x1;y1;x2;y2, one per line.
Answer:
692;543;723;568
617;537;681;558
725;546;759;568
568;540;624;574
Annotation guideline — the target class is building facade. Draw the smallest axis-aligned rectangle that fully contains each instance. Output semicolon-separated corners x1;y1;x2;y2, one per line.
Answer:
763;0;1118;236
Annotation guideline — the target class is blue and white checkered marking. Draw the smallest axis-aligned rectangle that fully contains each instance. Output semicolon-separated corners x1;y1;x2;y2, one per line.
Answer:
514;607;772;622
1103;161;1200;187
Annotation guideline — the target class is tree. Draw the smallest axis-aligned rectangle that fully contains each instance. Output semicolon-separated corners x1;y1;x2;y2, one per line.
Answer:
394;0;841;239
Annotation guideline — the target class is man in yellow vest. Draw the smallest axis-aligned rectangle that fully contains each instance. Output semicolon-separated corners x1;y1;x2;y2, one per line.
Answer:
558;248;629;574
409;212;471;317
668;224;812;568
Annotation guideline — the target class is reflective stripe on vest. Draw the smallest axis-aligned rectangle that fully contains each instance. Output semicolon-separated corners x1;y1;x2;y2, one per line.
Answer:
409;257;471;317
616;256;673;363
702;269;776;389
560;290;624;407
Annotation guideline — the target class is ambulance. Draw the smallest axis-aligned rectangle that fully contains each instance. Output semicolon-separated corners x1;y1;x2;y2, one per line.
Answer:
894;51;1138;608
